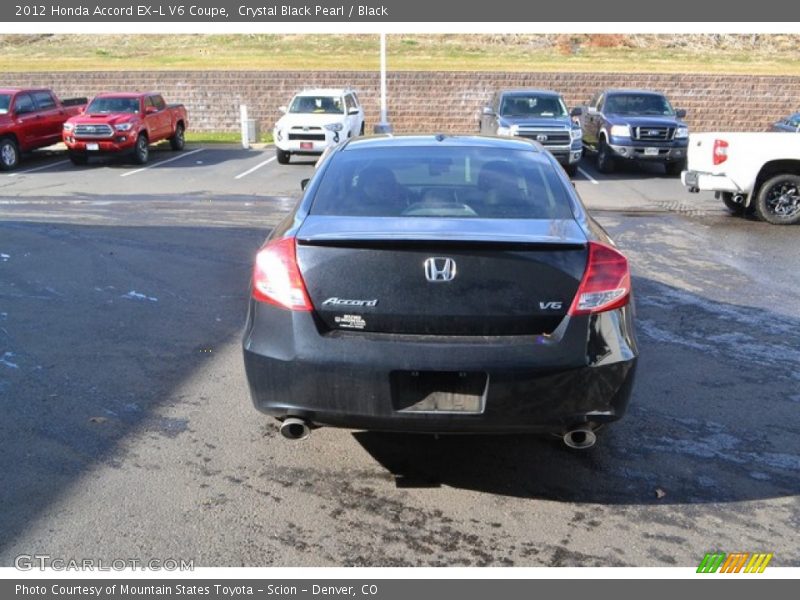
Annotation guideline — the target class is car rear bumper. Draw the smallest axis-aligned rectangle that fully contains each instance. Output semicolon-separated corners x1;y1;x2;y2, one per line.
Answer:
681;170;741;194
242;302;638;434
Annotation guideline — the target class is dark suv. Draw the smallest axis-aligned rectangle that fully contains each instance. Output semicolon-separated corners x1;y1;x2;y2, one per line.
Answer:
578;89;688;175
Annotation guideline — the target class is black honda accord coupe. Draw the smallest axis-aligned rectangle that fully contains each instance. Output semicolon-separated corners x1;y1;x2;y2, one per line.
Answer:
243;135;638;449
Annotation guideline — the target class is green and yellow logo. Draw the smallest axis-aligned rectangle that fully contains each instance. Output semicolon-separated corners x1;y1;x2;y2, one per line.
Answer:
697;552;773;573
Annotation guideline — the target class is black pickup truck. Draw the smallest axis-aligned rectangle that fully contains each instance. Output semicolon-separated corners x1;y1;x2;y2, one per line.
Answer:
578;89;689;175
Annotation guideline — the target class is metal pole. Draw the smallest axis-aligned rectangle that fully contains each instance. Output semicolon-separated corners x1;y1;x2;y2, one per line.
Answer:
374;33;393;134
240;104;250;149
380;32;387;123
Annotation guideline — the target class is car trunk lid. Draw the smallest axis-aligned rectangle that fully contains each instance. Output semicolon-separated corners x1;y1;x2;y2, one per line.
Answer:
295;216;588;336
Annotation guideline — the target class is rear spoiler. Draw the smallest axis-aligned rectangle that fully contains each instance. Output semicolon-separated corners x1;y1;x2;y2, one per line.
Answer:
296;216;588;248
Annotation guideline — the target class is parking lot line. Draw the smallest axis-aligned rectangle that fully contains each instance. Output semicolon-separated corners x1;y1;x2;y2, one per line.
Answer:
7;160;70;177
120;148;205;178
577;167;600;185
234;156;276;180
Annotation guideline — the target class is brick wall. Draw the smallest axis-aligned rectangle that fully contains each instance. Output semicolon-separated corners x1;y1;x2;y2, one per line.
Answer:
4;70;798;134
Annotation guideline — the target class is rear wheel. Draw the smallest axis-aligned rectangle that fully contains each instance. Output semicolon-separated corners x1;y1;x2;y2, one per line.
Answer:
564;163;578;177
133;133;149;165
360;121;365;136
276;148;290;164
0;137;20;171
169;123;185;151
596;138;615;174
754;173;800;225
69;152;88;166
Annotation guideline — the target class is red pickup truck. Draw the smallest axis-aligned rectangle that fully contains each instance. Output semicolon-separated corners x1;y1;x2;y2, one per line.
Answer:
63;92;188;165
0;88;86;171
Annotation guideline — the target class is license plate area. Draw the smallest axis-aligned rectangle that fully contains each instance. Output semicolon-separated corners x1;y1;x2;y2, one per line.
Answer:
86;142;99;151
391;371;488;414
300;142;313;150
644;147;659;156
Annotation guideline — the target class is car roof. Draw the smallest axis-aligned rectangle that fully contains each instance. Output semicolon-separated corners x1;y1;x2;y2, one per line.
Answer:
92;92;159;99
604;88;667;96
342;134;542;152
295;88;355;97
499;89;562;97
0;88;48;95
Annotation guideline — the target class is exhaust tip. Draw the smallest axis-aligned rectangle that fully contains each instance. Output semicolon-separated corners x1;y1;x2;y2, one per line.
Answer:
563;428;597;450
279;417;311;441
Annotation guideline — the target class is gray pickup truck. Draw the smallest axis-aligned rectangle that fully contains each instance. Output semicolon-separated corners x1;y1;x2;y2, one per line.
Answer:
479;89;583;176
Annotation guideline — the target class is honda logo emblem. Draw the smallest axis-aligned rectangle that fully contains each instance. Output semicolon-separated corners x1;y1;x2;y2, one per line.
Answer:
424;257;457;282
536;134;548;142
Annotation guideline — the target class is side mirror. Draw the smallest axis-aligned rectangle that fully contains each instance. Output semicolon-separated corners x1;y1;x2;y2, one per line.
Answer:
301;178;310;191
278;106;287;114
348;107;360;115
675;108;687;119
570;107;583;117
145;106;158;114
482;106;494;116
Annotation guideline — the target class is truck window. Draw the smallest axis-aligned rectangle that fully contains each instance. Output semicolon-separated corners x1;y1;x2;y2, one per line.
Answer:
0;94;11;115
344;95;356;112
32;91;56;110
151;95;167;111
13;93;35;115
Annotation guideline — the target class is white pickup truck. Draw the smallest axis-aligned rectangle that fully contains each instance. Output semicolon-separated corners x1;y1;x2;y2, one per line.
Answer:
682;132;800;225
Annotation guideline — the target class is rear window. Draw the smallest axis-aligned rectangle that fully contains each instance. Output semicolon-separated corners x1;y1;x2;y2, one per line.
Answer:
310;146;574;220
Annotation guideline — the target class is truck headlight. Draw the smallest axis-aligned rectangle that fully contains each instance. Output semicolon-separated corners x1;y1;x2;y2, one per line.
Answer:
674;127;689;139
63;123;74;132
324;123;343;132
115;123;133;132
570;127;583;140
496;125;518;137
609;125;631;137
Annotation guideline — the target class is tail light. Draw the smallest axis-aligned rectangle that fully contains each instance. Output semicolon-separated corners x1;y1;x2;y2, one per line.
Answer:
568;242;631;316
713;139;729;165
251;237;312;311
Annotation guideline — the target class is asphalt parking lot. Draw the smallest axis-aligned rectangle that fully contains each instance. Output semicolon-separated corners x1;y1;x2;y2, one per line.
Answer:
1;143;798;567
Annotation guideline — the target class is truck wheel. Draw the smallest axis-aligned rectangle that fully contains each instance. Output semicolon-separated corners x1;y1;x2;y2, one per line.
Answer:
564;163;578;177
276;148;290;165
133;134;149;165
360;122;365;136
69;152;88;166
754;173;800;225
0;137;20;171
169;124;185;151
665;159;686;176
596;138;615;174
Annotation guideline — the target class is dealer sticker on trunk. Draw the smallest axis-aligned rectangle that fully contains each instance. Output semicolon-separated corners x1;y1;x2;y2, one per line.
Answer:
334;314;367;330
